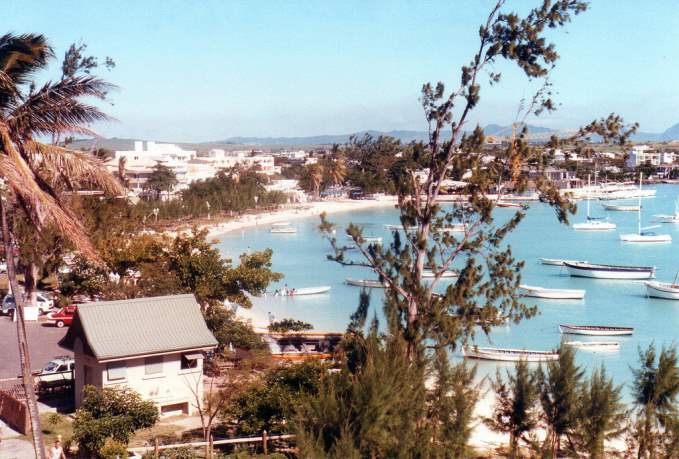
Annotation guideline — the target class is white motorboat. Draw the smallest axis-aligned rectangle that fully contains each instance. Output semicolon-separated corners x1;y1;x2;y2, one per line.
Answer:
602;203;640;212
270;226;297;234
346;234;383;244
274;286;331;296
463;346;559;362
644;271;679;300
564;341;620;352
539;258;586;266
519;285;586;300
422;269;459;279
573;175;616;231
559;324;634;336
345;278;386;288
563;261;655;280
620;174;671;243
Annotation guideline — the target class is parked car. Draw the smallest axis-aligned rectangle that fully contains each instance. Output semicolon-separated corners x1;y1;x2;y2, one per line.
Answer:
1;292;54;315
45;305;77;328
32;356;74;393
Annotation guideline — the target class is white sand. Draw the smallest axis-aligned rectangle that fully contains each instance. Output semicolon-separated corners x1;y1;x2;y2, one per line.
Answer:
196;198;397;239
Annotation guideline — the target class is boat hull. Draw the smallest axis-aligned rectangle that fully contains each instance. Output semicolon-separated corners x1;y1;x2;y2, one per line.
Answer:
564;262;655;280
277;286;331;296
620;234;672;243
559;324;634;336
519;285;585;299
345;278;386;288
463;346;558;362
564;341;620;352
539;258;584;266
572;222;616;231
644;281;679;300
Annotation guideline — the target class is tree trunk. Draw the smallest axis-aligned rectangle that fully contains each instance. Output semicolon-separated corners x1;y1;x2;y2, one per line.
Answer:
23;261;39;307
0;198;46;459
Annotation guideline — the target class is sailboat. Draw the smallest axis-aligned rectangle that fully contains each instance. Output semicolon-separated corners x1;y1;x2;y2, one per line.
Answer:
654;198;679;223
573;174;616;231
620;173;671;243
645;270;679;300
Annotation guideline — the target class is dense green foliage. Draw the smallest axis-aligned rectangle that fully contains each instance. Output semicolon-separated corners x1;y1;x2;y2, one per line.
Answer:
144;162;178;198
268;319;313;333
72;386;158;457
225;360;329;435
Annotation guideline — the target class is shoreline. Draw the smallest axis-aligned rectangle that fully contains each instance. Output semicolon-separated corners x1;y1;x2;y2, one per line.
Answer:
199;198;398;239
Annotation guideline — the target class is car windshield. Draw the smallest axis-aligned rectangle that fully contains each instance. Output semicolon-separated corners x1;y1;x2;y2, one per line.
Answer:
43;361;59;372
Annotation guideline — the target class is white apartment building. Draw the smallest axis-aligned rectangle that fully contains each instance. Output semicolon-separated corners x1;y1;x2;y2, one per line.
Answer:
203;149;279;175
626;144;676;168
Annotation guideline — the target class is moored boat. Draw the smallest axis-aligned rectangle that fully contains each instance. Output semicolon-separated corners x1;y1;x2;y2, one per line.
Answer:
437;223;467;233
644;271;679;299
270;226;297;234
462;346;559;362
564;341;620;352
519;285;586;300
539;257;586;266
573;175;616;231
272;221;292;226
563;262;655;280
422;269;459;279
497;201;528;209
559;324;634;336
602;203;640;211
274;286;331;296
345;278;386;288
619;173;671;243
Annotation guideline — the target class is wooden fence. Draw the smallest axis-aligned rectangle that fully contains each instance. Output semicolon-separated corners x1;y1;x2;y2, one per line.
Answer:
128;432;295;456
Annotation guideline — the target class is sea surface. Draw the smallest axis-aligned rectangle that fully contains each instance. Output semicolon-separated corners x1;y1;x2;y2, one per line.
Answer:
216;184;679;395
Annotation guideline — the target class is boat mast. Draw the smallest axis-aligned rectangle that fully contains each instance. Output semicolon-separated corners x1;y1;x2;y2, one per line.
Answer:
638;172;642;235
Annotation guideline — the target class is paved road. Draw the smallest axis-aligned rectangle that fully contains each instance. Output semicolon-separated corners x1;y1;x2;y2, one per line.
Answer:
0;316;71;379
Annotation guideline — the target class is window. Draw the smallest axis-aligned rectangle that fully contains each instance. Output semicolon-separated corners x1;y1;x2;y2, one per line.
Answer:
180;353;200;370
144;356;164;376
57;364;67;372
107;361;126;381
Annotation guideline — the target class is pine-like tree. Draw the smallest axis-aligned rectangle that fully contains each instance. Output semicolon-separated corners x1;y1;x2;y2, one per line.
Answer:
631;343;679;459
571;366;626;458
486;360;540;458
537;346;584;457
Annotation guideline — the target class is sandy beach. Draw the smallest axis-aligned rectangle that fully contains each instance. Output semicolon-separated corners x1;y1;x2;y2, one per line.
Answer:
200;197;398;239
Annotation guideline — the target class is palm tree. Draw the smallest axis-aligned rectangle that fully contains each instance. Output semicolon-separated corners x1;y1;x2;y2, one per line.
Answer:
0;33;123;458
328;155;347;188
301;163;324;199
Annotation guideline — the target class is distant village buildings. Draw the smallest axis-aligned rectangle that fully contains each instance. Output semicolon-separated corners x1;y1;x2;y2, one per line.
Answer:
625;144;676;168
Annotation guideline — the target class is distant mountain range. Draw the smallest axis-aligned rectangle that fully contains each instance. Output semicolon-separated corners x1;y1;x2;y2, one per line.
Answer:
67;122;679;151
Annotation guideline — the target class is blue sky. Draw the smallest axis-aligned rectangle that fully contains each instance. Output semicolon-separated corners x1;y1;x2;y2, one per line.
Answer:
5;1;679;141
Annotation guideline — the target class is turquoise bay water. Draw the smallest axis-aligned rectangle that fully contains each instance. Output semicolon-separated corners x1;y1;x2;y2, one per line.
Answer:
217;184;679;392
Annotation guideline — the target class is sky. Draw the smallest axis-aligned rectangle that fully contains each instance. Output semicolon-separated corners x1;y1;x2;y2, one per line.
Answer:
5;0;679;142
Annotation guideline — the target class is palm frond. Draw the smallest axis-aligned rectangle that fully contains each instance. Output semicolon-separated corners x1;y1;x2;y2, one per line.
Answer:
0;125;98;260
7;76;116;137
22;140;125;196
0;34;53;109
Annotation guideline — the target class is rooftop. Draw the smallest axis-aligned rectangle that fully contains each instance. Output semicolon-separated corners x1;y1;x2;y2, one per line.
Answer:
59;294;217;362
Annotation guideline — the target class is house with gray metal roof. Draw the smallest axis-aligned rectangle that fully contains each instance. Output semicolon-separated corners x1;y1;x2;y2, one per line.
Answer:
59;294;217;416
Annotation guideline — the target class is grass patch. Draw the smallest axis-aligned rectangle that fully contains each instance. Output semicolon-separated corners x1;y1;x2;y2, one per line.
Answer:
40;412;73;448
130;422;185;447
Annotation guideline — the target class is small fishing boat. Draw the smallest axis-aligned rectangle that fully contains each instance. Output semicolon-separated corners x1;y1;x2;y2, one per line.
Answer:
620;173;671;243
497;201;528;209
463;346;559;362
384;224;417;231
644;271;679;300
345;278;386;288
602;203;640;211
539;258;586;266
346;234;383;244
422;269;459;279
564;341;620;352
654;199;679;223
519;285;586;300
437;223;467;233
274;286;331;297
270;226;297;234
563;262;655;280
559;324;634;336
573;175;617;231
